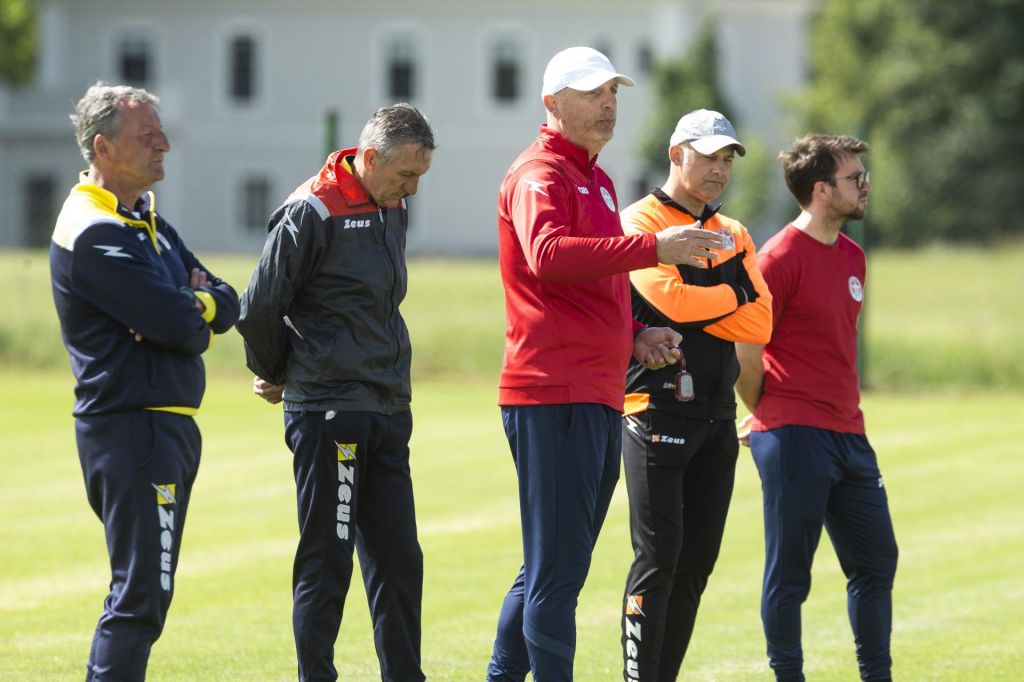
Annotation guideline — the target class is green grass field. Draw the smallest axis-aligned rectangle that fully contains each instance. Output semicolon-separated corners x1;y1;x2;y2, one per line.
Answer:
4;243;1024;389
2;374;1022;680
2;246;1023;680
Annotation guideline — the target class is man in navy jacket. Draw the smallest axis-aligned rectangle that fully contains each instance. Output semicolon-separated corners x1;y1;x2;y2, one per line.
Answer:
50;82;239;681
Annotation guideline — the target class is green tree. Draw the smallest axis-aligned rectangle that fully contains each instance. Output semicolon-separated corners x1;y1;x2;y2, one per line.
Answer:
638;19;732;184
637;17;773;227
800;0;1024;246
0;0;35;85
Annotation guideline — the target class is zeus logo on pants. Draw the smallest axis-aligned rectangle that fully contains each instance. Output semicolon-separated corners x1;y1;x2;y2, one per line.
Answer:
337;462;355;540
625;594;644;681
153;483;176;592
158;507;175;591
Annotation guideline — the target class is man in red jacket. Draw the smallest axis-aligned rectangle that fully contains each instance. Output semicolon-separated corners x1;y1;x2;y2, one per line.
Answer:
486;46;726;682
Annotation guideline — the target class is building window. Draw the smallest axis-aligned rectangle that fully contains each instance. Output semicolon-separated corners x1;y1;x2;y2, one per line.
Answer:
118;36;151;86
492;38;520;103
388;39;416;100
634;176;653;205
594;41;612;64
24;174;57;247
637;41;653;75
240;175;271;233
229;35;257;102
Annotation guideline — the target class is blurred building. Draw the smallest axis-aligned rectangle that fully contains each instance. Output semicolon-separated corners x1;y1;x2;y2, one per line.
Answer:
0;0;815;253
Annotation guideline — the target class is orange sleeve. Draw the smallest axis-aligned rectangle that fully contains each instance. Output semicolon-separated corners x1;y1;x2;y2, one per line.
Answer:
704;227;772;343
623;202;744;323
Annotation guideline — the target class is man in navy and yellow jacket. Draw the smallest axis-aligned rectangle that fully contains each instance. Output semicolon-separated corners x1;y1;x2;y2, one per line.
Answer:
49;83;239;681
618;110;772;682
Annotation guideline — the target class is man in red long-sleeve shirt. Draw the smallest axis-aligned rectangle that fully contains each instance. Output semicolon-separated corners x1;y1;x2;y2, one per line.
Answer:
485;46;726;682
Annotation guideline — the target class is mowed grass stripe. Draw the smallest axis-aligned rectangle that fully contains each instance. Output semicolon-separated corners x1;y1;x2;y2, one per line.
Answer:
4;380;1023;679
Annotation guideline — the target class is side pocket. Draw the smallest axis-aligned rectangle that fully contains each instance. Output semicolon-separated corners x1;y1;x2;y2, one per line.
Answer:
131;410;157;470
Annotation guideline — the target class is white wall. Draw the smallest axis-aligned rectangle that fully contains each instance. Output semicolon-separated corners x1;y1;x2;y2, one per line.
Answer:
0;0;816;252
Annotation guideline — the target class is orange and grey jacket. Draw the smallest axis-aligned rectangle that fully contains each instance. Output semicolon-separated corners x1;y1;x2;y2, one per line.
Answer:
622;189;772;420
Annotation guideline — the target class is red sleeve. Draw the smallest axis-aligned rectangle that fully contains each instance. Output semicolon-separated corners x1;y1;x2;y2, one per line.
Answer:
757;248;793;327
508;163;656;282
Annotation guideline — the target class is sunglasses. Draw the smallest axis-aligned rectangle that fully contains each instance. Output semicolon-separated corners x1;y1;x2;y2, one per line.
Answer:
835;170;870;190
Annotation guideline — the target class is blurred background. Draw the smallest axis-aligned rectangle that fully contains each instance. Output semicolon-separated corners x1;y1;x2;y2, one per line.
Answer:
2;0;1023;389
0;0;812;254
4;0;1024;250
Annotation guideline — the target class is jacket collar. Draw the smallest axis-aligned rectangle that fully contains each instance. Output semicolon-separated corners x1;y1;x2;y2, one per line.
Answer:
652;187;721;223
315;147;375;208
75;171;155;218
537;125;598;175
73;172;160;251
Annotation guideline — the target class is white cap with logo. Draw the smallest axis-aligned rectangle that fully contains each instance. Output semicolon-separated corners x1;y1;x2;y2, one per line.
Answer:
541;46;635;98
669;109;746;156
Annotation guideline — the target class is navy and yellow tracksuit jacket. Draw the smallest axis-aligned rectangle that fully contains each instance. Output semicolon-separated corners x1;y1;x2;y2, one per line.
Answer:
622;189;772;420
49;175;240;417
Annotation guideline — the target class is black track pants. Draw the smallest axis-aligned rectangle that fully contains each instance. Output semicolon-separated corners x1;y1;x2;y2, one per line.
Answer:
621;411;739;682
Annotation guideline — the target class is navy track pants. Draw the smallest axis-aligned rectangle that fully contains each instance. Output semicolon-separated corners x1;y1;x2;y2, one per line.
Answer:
750;426;898;682
487;403;621;682
76;410;200;682
285;409;424;682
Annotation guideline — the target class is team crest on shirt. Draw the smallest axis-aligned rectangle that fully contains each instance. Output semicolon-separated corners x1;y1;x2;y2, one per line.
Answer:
714;228;735;251
848;276;864;302
599;186;616;212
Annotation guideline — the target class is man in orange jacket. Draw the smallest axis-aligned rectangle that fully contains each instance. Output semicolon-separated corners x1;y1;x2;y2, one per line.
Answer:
618;109;772;681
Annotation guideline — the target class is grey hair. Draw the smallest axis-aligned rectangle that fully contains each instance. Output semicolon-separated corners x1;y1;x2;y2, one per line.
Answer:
356;103;435;162
70;82;160;163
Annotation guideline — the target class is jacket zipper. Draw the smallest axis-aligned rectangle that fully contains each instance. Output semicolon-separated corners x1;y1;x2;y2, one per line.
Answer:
377;207;402;386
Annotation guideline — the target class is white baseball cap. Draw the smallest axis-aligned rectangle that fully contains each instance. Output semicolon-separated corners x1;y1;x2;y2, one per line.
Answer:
541;46;635;97
669;109;746;156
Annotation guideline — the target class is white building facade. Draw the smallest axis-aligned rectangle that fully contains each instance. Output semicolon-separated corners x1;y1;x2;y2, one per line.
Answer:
0;0;815;253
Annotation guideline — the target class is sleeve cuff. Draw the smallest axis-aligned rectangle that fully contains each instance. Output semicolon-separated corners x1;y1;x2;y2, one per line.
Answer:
193;290;217;324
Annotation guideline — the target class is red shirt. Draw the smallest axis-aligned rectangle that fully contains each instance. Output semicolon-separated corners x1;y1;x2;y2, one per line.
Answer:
497;126;658;410
752;224;866;434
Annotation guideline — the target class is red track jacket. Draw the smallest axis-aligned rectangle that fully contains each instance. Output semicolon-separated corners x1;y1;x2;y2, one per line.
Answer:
497;126;658;411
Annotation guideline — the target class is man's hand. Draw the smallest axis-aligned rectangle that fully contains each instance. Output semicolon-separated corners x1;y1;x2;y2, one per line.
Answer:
737;414;753;447
634;326;683;370
189;267;209;290
253;375;284;404
655;223;725;268
190;268;209;313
